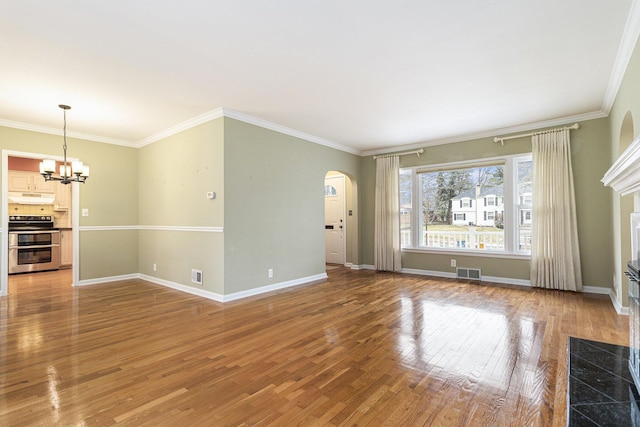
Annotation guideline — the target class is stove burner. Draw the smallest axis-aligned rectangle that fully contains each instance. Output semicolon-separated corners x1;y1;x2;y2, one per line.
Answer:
9;215;53;222
8;215;55;230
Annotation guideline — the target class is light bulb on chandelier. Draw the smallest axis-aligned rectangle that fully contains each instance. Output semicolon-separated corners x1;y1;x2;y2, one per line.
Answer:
40;104;90;184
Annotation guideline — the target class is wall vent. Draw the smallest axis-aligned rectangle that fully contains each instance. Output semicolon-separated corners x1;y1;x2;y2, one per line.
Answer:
191;269;203;285
456;267;481;281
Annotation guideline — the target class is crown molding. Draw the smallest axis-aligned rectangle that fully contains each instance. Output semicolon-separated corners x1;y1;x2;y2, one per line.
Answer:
602;0;640;113
361;110;608;157
133;107;362;155
221;108;362;155
135;108;225;147
0;119;136;147
0;108;612;158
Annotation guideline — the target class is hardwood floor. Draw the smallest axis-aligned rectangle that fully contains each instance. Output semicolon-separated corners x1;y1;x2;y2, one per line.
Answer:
0;268;629;426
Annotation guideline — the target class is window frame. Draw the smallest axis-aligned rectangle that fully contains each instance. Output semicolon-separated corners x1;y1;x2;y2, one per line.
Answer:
400;153;532;259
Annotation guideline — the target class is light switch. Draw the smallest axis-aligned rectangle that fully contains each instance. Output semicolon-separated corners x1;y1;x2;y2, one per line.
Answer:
207;191;216;199
82;208;89;217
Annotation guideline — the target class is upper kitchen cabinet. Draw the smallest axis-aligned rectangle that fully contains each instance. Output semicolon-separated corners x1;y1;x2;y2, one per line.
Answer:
8;170;55;193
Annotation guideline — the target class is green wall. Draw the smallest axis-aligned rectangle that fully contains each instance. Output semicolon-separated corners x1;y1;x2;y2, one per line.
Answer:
137;119;225;295
223;117;361;294
361;117;613;289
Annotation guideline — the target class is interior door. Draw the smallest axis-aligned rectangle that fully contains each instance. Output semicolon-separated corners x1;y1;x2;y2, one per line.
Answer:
325;175;345;264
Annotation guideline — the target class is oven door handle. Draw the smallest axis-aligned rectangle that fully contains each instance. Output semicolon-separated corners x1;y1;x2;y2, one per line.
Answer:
9;230;59;234
9;244;60;250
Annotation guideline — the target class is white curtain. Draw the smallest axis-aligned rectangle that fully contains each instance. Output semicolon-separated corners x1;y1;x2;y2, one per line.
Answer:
530;129;582;291
374;155;402;272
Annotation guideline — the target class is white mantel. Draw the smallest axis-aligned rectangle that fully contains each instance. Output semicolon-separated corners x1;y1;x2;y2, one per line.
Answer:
602;134;640;195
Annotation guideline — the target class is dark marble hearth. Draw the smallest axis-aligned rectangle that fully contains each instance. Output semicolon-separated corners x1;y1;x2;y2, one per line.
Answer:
568;337;640;426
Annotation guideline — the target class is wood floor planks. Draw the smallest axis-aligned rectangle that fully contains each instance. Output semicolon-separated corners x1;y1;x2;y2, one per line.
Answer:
0;268;629;426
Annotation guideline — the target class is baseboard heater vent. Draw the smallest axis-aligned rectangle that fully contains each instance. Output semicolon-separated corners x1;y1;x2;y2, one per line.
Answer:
456;267;481;281
191;269;203;285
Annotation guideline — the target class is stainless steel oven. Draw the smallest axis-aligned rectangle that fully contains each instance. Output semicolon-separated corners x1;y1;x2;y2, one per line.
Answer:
8;215;60;274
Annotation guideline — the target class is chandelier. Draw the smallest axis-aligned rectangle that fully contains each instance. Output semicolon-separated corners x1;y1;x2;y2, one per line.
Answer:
40;105;90;184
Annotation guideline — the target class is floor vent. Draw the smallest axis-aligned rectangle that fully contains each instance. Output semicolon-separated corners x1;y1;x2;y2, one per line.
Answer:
191;269;203;285
457;267;481;281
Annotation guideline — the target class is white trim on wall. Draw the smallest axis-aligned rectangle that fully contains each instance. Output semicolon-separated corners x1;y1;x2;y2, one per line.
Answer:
362;111;606;156
84;272;328;303
0;119;136;147
79;225;224;232
601;0;640;113
77;274;139;287
222;108;361;155
610;290;630;315
358;264;615;297
0;106;618;158
136;108;225;147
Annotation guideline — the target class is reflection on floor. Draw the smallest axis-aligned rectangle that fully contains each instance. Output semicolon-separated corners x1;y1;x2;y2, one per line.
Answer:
8;269;73;293
325;264;341;271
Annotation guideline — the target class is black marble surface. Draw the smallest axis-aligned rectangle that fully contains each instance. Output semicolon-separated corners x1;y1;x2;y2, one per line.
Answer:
568;337;640;426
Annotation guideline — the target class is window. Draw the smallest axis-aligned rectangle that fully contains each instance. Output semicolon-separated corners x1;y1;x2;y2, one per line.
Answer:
516;159;533;251
399;170;413;246
324;185;337;196
400;154;532;255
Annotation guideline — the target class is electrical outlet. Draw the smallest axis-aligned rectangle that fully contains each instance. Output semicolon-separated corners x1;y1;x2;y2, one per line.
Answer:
153;263;157;272
451;259;456;267
268;268;273;278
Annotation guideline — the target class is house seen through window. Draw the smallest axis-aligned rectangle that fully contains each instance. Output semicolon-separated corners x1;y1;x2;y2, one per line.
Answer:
400;154;532;255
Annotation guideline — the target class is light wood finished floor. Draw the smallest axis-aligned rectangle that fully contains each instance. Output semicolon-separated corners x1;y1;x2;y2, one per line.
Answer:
0;268;629;426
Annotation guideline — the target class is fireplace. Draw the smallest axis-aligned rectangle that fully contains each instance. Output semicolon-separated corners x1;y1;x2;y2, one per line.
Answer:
629;260;640;393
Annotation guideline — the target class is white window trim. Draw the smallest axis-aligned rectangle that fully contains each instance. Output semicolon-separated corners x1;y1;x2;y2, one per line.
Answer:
401;153;532;257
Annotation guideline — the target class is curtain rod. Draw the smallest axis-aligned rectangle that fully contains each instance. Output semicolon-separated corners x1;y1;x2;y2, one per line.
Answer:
494;123;579;146
373;148;424;160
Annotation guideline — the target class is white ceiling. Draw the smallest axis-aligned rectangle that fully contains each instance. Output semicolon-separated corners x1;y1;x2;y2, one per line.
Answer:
1;1;638;155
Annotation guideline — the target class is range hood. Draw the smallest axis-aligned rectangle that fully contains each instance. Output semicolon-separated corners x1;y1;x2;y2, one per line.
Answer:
8;192;55;205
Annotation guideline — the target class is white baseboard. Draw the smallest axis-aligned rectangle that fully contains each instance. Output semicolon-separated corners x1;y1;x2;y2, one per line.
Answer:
582;286;613;295
401;268;530;287
77;274;139;286
139;274;225;302
401;268;456;279
482;274;531;287
609;290;630;315
133;273;328;303
76;269;624;314
368;266;615;296
221;273;328;302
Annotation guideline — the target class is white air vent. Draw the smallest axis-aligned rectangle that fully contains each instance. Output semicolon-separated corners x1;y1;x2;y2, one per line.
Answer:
191;269;203;285
456;267;481;281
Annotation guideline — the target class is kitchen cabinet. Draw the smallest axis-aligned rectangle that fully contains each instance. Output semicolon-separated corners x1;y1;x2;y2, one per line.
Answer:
54;182;71;210
60;229;73;268
8;170;55;193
